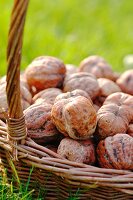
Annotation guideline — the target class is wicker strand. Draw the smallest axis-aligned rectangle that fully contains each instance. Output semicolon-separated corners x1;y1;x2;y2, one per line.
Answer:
6;0;29;161
7;116;27;140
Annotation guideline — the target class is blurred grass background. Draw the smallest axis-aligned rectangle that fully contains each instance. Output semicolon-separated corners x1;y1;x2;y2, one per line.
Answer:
0;0;133;76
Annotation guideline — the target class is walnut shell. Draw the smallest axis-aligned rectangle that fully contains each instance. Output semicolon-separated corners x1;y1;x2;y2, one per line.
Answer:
97;134;133;170
0;75;30;91
79;55;115;80
97;103;130;139
127;124;133;137
93;104;100;112
51;96;97;140
97;78;121;97
0;82;32;119
0;119;6;127
65;64;78;74
20;74;30;90
57;137;96;164
63;72;100;100
104;92;133;122
32;88;62;105
24;103;60;144
54;89;92;104
25;56;66;91
116;69;133;95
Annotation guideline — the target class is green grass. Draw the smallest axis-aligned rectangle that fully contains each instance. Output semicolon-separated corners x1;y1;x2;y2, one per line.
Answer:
0;169;82;200
1;0;133;76
0;168;34;200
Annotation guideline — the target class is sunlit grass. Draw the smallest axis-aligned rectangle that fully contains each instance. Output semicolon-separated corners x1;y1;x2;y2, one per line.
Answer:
1;0;133;76
0;167;34;200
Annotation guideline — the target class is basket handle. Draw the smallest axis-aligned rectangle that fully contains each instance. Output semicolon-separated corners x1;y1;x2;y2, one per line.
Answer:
6;0;29;160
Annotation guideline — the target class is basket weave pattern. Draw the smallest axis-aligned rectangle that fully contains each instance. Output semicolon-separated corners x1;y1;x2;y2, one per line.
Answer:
0;1;133;199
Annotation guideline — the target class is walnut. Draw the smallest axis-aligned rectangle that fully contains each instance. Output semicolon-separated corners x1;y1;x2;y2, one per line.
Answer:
0;75;30;90
57;137;96;164
65;64;78;74
0;119;6;127
104;92;133;121
116;69;133;95
24;103;60;144
93;104;100;112
0;81;32;119
32;88;62;105
96;103;130;139
127;124;133;137
97;133;133;170
63;72;100;100
54;89;92;104
25;56;66;91
97;78;121;97
51;96;97;139
79;55;115;80
96;92;133;139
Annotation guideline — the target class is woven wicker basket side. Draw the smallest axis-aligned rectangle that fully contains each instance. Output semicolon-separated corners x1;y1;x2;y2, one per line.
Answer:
0;1;133;199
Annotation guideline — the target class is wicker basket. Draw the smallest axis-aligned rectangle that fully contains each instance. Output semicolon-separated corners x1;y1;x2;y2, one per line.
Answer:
0;0;133;199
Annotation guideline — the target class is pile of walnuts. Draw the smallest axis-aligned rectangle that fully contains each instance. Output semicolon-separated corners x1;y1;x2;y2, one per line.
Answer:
0;55;133;170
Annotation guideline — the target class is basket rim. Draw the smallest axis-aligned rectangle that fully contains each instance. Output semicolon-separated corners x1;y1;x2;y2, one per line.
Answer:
0;125;133;195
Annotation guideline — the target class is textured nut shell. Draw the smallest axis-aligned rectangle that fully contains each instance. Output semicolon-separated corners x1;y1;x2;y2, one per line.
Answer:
0;119;6;127
127;124;133;137
0;82;32;119
51;96;97;139
65;64;78;74
93;104;100;112
0;84;8;118
116;70;133;95
79;55;115;80
97;78;121;97
20;85;32;105
104;92;133;106
54;89;92;104
57;137;96;164
24;103;59;144
63;72;100;100
97;134;133;170
0;75;30;90
104;92;133;121
0;79;32;104
97;104;130;139
20;74;30;90
25;56;66;91
33;88;62;105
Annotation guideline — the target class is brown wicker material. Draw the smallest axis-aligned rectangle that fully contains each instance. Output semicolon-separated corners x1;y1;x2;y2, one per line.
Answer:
0;0;133;199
